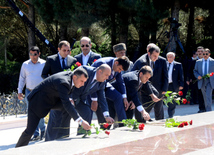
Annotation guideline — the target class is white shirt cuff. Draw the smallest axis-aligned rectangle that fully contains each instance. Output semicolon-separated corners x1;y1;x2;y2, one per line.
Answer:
137;105;144;112
103;111;110;117
122;94;127;98
75;117;82;122
91;98;98;101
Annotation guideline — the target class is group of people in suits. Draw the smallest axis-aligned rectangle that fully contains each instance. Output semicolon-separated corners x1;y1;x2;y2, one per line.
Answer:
16;37;213;148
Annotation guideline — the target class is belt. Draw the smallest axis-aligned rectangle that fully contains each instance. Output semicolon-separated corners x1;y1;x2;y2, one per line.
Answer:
26;88;33;91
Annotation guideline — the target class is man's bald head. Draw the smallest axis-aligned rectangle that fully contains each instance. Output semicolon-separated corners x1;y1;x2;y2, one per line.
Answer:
96;64;111;82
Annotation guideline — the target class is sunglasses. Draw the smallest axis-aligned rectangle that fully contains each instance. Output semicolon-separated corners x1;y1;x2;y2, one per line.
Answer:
203;53;209;55
29;53;38;56
81;44;90;48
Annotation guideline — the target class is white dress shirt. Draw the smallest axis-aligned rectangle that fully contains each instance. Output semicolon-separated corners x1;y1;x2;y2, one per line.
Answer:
82;51;92;65
18;58;46;93
167;61;174;83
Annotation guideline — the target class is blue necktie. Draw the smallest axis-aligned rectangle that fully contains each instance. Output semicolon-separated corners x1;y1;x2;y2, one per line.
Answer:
204;60;207;75
62;58;66;69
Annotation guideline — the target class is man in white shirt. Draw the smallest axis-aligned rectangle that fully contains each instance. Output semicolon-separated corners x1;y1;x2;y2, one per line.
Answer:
18;46;46;141
74;36;101;66
166;52;184;118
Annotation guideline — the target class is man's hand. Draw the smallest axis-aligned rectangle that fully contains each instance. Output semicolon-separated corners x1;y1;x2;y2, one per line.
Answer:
179;86;183;90
105;116;114;124
69;98;75;106
150;94;160;102
141;110;150;121
129;101;135;110
18;93;24;100
186;81;190;85
162;91;166;95
123;98;129;111
198;76;202;80
91;101;98;112
81;120;92;130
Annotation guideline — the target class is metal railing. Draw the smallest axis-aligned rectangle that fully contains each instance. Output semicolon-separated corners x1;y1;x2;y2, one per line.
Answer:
0;92;27;119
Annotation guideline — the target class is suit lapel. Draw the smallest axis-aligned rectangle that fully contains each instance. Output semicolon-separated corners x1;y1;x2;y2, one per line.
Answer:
146;54;150;66
56;54;63;71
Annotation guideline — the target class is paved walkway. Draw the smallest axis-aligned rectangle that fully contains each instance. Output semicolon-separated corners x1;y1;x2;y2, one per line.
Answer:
0;103;214;154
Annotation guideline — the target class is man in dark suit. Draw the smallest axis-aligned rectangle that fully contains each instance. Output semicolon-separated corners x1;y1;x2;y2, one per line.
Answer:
132;45;168;120
15;68;91;148
41;40;77;141
122;66;154;120
187;47;205;112
92;56;130;125
166;52;184;118
74;36;101;65
64;65;114;135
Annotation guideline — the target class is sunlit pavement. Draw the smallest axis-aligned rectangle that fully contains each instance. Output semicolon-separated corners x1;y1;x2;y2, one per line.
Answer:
0;104;214;155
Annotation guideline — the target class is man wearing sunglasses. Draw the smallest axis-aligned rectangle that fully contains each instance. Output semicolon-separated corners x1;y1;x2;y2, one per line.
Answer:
41;40;77;141
18;46;46;141
194;48;214;112
75;36;101;66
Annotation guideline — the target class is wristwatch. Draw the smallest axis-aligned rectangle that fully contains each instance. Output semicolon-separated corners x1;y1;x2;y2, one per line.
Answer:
78;119;83;125
104;115;110;118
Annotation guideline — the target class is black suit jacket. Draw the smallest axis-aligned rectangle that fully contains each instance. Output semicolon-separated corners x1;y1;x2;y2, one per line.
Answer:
72;66;109;113
74;51;101;66
27;71;79;120
122;71;153;107
186;58;197;81
42;54;77;79
132;53;168;92
170;61;184;92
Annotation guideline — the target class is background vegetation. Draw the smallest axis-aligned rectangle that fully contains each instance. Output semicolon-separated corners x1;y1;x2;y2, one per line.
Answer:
0;0;214;93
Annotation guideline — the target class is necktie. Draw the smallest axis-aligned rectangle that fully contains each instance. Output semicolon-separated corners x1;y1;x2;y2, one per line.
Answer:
62;58;66;69
137;82;143;92
151;61;155;70
168;63;171;71
90;80;97;89
204;60;207;75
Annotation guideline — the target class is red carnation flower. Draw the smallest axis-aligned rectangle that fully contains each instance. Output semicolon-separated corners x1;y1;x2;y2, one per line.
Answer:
138;123;145;130
75;62;81;67
105;131;110;135
183;121;188;126
103;123;109;129
182;99;187;104
178;123;184;127
93;59;97;62
210;72;214;77
189;120;193;125
178;91;183;96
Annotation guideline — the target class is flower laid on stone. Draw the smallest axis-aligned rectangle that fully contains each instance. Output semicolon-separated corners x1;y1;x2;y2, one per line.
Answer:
182;98;187;104
121;119;145;130
105;131;110;135
165;118;193;128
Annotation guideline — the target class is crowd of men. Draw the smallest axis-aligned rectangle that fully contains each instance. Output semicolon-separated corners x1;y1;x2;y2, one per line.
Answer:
16;37;214;147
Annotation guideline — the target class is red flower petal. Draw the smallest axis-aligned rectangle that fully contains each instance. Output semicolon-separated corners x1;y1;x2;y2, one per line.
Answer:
103;123;109;129
189;120;193;125
76;62;81;67
93;59;97;62
138;123;145;130
105;131;110;135
178;91;183;96
183;99;187;104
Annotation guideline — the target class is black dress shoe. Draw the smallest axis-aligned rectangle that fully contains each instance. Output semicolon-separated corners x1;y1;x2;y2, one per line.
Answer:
30;135;40;141
198;110;206;113
40;131;45;140
148;119;153;122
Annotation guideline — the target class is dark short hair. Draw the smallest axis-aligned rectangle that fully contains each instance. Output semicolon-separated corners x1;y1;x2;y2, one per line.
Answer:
58;40;70;49
139;65;153;77
115;56;130;71
29;46;40;54
148;46;160;55
73;67;88;78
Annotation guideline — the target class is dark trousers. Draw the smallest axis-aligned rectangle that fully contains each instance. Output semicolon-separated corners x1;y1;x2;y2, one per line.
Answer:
45;110;62;141
16;108;41;147
167;83;176;118
135;84;159;122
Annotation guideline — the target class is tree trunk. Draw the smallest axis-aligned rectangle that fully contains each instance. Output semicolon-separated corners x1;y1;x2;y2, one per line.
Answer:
28;1;36;51
119;11;128;44
110;11;116;52
167;0;180;53
59;25;67;41
186;4;195;57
